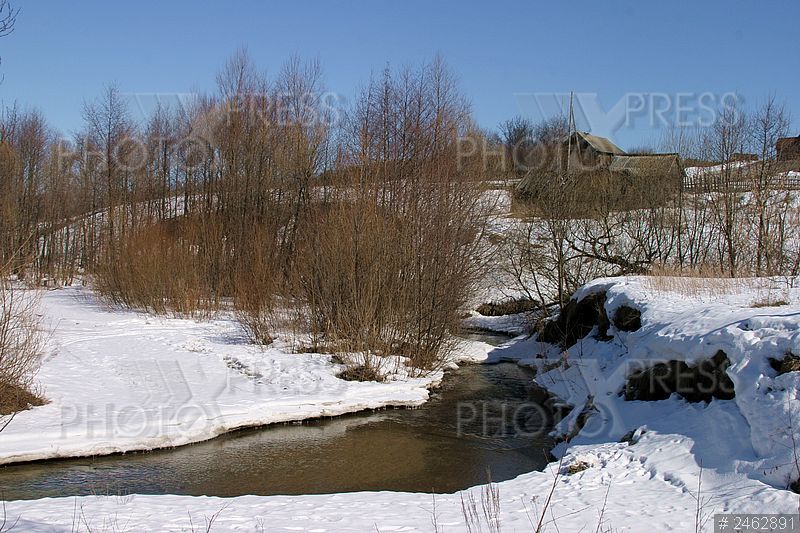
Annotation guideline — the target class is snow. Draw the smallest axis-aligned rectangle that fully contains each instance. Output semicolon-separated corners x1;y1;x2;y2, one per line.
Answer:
462;309;534;336
523;277;800;488
0;286;443;465
3;278;800;531
684;161;757;178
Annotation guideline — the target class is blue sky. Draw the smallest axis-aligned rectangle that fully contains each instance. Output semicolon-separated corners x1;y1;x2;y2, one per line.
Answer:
1;0;798;149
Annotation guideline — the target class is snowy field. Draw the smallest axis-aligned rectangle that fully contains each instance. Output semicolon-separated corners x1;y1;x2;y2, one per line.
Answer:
2;277;800;531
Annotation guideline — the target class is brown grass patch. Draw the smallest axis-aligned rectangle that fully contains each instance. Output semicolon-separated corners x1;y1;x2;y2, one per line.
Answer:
336;363;386;382
0;382;45;415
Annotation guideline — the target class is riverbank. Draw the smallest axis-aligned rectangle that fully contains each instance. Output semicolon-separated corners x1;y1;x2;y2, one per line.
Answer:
0;362;556;500
2;277;799;531
0;439;792;532
0;286;486;465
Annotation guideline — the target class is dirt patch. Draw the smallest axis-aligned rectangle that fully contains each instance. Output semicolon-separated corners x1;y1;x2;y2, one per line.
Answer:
565;460;591;475
619;427;646;445
553;395;597;446
750;299;790;308
623;350;735;403
613;305;642;332
0;382;45;416
769;353;800;375
538;292;611;348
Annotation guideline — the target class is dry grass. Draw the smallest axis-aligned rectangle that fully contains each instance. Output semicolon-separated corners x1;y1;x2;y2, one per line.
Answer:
750;297;790;308
643;264;793;302
644;264;737;297
0;381;44;415
461;470;501;533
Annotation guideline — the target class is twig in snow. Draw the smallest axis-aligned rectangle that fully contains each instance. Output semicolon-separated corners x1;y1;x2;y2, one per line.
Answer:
693;463;713;533
594;481;611;533
0;498;20;533
535;454;565;532
430;492;441;533
0;411;16;434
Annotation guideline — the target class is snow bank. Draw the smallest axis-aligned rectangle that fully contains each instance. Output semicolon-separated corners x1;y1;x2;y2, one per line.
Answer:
1;440;794;532
517;276;800;490
0;286;443;465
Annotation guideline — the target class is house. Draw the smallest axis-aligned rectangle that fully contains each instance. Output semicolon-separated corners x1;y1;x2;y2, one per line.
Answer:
516;131;684;202
777;136;800;161
562;131;626;171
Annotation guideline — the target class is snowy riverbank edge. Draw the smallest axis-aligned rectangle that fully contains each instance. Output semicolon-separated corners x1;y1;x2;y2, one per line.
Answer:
2;278;799;531
0;286;456;465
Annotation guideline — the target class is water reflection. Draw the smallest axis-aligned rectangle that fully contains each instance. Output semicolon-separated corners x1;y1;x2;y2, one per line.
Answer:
0;362;555;500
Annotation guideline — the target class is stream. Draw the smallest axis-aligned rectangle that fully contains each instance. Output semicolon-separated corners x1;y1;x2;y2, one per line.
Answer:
0;335;556;500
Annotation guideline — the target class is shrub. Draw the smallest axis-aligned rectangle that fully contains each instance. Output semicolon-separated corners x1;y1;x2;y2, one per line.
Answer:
295;183;487;372
336;363;385;382
233;223;283;345
93;216;223;317
0;275;45;416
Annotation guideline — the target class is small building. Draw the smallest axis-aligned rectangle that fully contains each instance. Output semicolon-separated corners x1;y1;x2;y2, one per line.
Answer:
562;131;626;171
517;131;685;203
777;136;800;161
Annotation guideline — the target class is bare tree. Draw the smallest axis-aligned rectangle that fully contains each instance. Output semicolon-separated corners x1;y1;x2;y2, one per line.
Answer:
81;84;136;252
748;96;790;275
701;103;748;276
0;0;17;80
499;116;535;177
0;1;15;37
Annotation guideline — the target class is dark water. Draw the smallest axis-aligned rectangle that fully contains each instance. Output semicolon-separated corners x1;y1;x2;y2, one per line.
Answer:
0;361;555;500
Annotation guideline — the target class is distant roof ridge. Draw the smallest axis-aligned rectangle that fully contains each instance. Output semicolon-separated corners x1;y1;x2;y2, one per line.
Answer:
613;152;681;157
566;130;626;155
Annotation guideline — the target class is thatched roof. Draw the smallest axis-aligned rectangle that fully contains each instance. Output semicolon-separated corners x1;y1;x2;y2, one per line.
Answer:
565;131;626;155
777;136;800;161
608;153;684;178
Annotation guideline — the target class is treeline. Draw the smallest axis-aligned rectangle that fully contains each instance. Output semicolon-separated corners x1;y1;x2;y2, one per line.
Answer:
0;52;496;374
3;50;797;371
